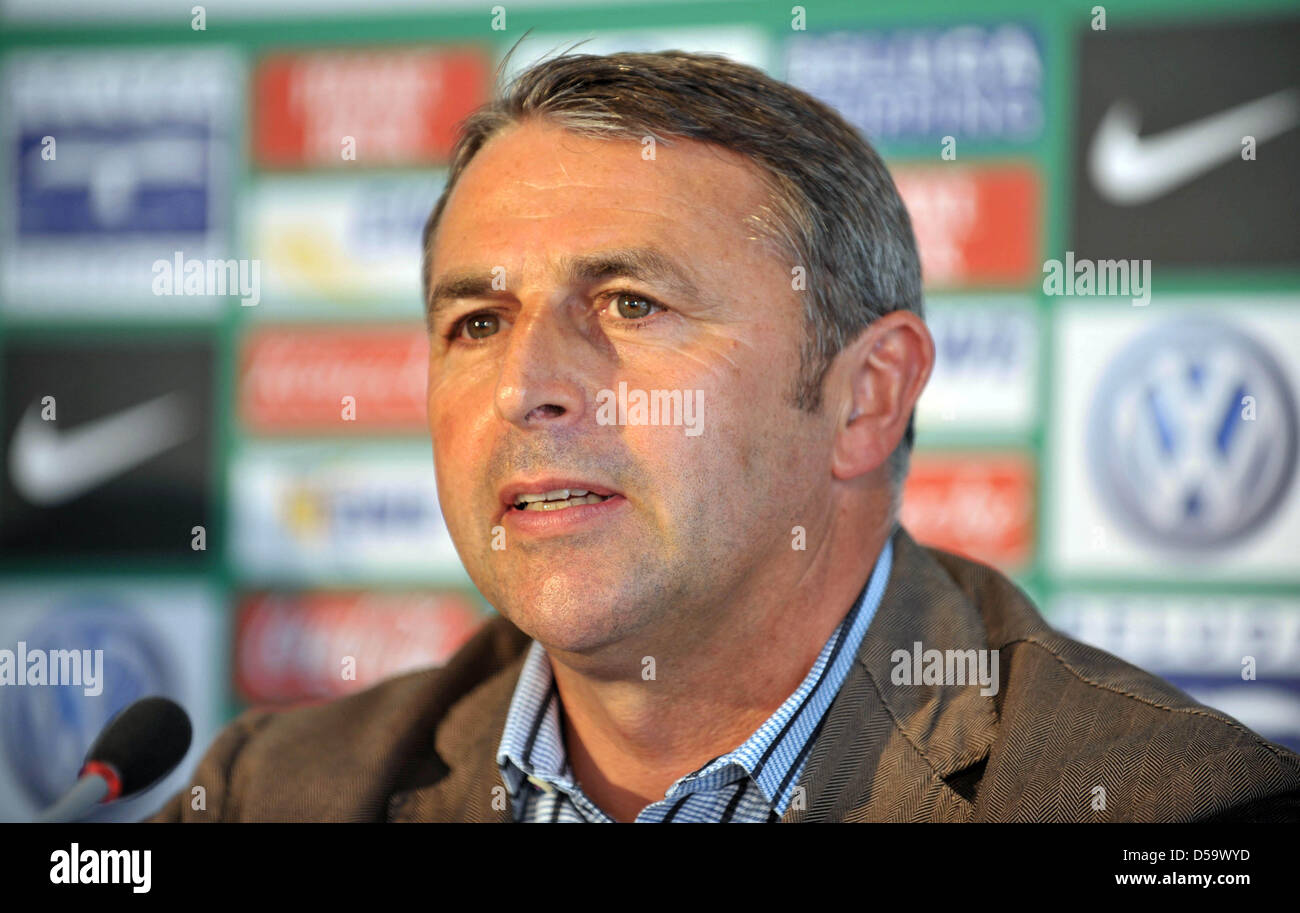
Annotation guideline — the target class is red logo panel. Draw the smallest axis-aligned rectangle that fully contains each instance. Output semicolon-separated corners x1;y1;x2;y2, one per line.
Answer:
900;452;1036;572
893;164;1040;288
235;591;485;705
253;47;491;167
239;325;427;433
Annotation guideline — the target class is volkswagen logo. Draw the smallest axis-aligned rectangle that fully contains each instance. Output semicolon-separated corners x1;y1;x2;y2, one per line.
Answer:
1086;318;1298;549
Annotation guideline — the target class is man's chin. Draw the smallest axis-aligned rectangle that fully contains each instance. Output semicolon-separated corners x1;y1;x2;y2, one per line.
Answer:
492;572;643;656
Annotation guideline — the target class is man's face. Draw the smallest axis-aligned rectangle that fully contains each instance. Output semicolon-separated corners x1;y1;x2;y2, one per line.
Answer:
426;119;836;656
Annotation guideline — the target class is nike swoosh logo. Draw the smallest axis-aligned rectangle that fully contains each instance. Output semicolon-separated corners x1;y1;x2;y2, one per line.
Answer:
1088;88;1300;205
9;392;193;506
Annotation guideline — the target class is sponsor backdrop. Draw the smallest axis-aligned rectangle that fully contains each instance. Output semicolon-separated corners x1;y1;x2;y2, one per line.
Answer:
0;0;1296;820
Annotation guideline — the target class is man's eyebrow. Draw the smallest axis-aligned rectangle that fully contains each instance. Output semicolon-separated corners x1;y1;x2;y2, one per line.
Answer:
425;246;704;327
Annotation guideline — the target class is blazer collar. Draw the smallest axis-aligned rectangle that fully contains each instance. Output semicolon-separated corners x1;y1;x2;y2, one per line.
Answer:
390;524;999;822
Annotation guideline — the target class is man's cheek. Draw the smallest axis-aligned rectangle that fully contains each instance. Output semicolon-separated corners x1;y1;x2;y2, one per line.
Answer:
432;460;474;541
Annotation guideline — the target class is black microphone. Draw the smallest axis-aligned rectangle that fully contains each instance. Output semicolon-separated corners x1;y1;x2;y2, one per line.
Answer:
35;696;192;823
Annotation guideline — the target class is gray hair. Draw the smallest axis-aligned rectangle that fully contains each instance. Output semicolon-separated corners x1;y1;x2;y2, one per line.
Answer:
421;46;923;491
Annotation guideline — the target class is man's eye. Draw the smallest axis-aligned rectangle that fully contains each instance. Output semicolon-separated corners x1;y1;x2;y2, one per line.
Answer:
608;292;662;321
455;312;500;340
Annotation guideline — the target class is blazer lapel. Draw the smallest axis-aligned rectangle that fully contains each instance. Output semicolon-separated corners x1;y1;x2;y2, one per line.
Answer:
782;526;1000;822
386;651;526;823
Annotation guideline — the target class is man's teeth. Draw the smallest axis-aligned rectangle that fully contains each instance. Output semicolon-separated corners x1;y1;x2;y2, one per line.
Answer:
514;489;612;511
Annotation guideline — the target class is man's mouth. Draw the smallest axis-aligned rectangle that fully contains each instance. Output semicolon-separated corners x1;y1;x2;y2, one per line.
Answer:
511;488;616;512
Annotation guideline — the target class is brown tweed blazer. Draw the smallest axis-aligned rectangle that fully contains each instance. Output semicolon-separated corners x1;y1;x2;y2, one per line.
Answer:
146;526;1300;822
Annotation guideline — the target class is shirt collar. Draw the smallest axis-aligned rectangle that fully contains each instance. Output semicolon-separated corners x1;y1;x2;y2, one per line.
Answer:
496;537;894;818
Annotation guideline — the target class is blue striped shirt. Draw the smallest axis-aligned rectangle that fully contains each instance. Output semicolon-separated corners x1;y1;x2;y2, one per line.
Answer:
495;539;894;822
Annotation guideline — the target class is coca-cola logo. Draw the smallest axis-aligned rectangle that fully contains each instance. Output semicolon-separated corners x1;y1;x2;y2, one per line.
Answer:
234;592;484;705
238;326;427;431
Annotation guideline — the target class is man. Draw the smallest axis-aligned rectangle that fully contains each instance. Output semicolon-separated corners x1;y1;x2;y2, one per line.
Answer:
149;50;1300;822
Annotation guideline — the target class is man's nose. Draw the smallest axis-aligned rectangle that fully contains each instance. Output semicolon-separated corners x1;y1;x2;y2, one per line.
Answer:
494;307;589;429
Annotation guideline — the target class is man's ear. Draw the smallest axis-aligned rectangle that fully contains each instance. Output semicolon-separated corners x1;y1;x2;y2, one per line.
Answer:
831;310;934;481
